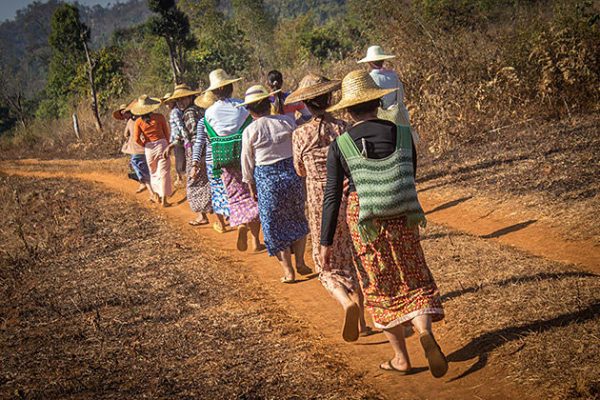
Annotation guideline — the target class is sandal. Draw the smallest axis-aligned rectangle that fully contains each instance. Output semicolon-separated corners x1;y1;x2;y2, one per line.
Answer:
359;327;380;337
342;303;360;342
237;225;248;252
213;222;227;233
296;265;313;276
280;277;296;284
189;219;209;226
379;361;413;375
419;332;448;378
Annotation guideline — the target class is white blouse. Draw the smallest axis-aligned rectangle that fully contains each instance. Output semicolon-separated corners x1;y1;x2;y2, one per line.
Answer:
241;114;297;184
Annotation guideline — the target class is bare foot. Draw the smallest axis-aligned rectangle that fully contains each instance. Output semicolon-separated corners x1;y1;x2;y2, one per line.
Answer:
296;263;313;276
136;184;146;193
252;243;267;252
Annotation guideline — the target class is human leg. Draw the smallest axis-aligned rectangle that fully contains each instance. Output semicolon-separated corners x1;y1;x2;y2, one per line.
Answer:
381;324;411;372
275;248;295;282
291;236;312;275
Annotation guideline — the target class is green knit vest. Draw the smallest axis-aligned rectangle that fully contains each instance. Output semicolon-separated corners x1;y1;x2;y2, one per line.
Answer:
205;116;253;178
337;124;426;242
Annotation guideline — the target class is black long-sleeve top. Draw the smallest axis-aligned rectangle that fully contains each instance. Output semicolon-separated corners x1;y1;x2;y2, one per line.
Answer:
320;119;417;245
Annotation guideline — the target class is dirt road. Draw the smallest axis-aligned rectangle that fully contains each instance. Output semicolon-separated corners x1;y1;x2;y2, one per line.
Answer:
1;159;599;400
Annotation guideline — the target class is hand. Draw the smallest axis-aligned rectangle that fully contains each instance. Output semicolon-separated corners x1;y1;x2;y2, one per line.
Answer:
249;183;258;201
189;165;198;182
162;146;171;160
320;245;332;270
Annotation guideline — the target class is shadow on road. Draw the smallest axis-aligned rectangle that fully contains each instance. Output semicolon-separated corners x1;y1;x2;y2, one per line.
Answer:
480;219;537;239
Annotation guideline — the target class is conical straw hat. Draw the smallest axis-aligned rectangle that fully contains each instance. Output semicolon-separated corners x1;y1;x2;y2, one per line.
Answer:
130;95;162;116
285;73;341;104
205;69;242;92
326;70;397;113
112;103;128;120
357;45;396;64
194;91;218;109
167;84;201;101
237;85;280;107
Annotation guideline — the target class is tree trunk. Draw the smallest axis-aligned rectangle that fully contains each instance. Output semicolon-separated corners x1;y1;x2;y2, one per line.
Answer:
166;39;181;85
81;35;102;132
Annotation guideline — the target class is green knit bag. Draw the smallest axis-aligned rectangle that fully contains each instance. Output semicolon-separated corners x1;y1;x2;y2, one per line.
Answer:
205;116;253;178
337;124;426;243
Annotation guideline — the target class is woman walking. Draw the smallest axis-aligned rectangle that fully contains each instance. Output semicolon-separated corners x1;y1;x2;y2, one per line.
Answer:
267;70;312;125
286;74;372;340
114;103;154;197
192;69;263;251
132;95;173;207
358;45;420;153
239;85;311;283
164;84;213;225
321;70;447;377
163;92;187;186
195;91;230;233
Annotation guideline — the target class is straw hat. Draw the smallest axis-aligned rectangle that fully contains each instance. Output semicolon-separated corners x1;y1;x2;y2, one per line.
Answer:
112;103;128;120
167;84;201;102
161;92;173;103
326;70;397;113
194;91;218;109
357;45;396;64
130;95;162;116
205;69;242;92
237;85;280;107
285;74;341;104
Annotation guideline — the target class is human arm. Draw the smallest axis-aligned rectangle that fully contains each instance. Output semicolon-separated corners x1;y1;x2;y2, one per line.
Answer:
133;119;145;148
240;126;256;185
292;129;307;177
190;117;207;179
320;141;345;246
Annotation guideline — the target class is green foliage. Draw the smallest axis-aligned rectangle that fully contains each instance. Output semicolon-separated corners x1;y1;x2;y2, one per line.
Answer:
38;4;88;119
147;0;196;83
232;0;275;71
72;47;128;110
299;18;355;63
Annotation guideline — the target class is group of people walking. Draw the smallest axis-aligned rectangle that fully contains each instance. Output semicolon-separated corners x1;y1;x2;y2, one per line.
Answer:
114;46;448;378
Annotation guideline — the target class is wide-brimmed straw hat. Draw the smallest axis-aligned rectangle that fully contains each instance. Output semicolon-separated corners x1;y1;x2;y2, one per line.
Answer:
194;91;218;109
161;92;173;103
357;45;396;64
167;84;201;102
285;73;341;104
327;70;397;113
130;95;162;116
237;85;280;107
112;103;128;120
205;69;242;92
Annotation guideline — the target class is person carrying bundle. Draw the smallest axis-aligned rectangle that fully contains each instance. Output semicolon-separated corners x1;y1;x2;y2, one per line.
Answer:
191;69;264;252
321;70;447;377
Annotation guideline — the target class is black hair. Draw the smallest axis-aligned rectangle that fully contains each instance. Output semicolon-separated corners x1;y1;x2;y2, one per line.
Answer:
347;98;381;116
304;93;331;117
213;84;233;100
267;70;285;115
246;98;271;116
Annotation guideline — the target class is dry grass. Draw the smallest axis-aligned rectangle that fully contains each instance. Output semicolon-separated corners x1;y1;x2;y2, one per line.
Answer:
0;175;383;400
421;224;600;399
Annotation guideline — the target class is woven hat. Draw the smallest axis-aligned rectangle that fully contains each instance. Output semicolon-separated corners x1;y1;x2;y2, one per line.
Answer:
357;45;396;64
130;95;162;116
161;92;173;102
237;85;280;107
205;69;242;92
112;103;128;120
167;84;201;102
327;70;397;113
194;91;218;109
285;73;341;104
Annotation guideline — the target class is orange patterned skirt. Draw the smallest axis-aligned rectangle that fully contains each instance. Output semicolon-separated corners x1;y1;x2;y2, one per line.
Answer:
346;192;444;329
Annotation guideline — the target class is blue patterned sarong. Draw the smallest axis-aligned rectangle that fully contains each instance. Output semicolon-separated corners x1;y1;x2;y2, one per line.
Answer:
254;157;309;256
130;154;150;183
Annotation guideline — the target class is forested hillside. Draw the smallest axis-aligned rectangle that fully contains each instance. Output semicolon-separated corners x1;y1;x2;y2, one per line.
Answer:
0;0;598;154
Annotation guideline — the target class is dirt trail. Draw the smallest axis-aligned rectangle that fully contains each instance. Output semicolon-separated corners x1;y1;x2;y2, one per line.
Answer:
3;159;597;399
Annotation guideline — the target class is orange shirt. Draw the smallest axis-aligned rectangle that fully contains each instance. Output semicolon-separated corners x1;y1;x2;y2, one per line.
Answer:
134;113;170;147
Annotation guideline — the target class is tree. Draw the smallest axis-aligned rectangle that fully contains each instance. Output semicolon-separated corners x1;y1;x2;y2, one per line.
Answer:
38;3;102;131
232;0;275;74
147;0;196;84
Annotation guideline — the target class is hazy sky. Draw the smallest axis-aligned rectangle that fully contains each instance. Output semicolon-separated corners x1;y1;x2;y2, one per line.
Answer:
1;0;117;22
